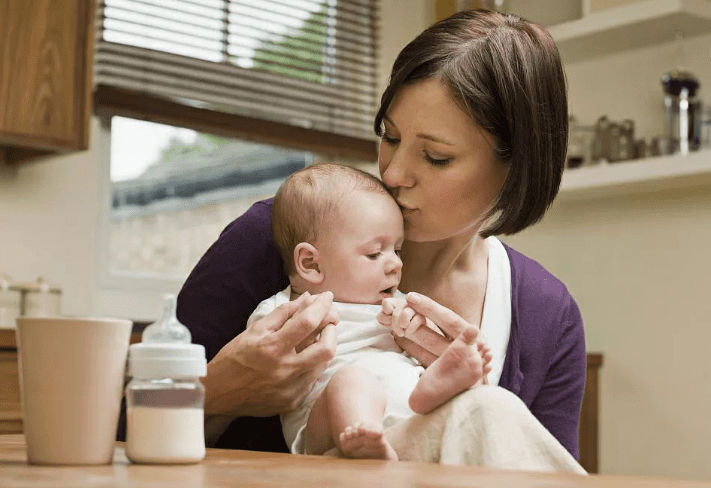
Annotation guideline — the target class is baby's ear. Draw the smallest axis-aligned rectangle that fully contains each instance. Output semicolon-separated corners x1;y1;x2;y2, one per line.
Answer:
294;242;324;284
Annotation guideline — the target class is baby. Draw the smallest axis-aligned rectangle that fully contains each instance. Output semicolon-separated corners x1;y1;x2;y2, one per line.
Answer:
246;163;491;460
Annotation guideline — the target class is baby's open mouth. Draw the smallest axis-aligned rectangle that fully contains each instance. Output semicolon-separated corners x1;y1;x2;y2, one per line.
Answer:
381;286;395;295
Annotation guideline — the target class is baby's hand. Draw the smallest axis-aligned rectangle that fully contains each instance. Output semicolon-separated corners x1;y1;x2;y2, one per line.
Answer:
376;297;404;331
378;297;427;338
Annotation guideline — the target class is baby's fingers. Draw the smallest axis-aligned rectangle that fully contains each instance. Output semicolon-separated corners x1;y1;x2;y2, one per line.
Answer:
393;307;416;337
376;310;393;328
381;297;399;315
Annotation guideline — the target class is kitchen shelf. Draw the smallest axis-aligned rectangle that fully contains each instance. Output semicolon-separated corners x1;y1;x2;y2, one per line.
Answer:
548;0;711;63
558;148;711;200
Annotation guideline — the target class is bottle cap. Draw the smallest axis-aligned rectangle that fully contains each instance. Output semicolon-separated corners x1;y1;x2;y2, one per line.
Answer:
128;342;206;379
128;294;206;378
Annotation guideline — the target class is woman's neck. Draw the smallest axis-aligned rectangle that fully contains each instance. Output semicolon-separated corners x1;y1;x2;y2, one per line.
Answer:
399;231;490;325
399;231;488;293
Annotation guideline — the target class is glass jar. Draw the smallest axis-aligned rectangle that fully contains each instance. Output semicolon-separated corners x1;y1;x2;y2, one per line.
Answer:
125;342;207;464
0;275;20;329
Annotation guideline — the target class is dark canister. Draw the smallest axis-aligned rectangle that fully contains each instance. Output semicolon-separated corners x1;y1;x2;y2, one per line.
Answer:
662;70;701;155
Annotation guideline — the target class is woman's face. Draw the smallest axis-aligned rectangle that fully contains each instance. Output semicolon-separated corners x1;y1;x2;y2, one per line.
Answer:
378;78;508;242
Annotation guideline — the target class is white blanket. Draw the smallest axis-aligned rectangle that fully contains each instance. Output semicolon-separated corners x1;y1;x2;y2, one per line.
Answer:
327;385;586;475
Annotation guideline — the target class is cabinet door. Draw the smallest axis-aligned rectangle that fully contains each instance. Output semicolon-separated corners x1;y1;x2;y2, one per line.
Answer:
0;0;93;157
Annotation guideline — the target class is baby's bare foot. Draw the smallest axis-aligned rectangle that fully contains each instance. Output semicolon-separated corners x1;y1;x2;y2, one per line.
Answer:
338;423;398;460
409;326;484;415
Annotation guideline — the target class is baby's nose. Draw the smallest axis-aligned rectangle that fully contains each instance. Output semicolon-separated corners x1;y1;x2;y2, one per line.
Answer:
387;253;403;273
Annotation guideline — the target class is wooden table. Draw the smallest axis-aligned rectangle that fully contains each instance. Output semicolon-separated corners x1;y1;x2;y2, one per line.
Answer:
1;435;709;488
0;329;604;473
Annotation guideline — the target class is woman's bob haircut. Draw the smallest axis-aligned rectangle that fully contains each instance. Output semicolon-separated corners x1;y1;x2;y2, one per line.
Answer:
374;9;569;238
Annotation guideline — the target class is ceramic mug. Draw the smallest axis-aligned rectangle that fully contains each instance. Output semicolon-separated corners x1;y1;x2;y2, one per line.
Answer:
16;316;131;465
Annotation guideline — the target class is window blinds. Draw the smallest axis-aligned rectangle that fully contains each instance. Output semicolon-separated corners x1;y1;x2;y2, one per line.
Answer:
93;0;379;159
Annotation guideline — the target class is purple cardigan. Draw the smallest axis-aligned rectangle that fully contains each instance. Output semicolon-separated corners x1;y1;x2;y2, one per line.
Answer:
177;199;586;458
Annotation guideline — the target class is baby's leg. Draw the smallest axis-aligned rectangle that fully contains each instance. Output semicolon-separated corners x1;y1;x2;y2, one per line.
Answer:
408;326;486;415
304;365;397;460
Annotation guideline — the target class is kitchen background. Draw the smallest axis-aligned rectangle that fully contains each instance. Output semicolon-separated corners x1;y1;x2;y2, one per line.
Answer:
1;0;711;480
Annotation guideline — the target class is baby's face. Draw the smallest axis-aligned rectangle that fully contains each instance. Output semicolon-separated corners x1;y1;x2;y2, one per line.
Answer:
317;189;404;304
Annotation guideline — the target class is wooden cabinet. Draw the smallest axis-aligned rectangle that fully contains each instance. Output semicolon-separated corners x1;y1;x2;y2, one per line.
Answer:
0;0;94;165
0;348;22;435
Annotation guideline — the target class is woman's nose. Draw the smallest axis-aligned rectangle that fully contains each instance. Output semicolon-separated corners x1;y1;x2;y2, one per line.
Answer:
379;146;413;189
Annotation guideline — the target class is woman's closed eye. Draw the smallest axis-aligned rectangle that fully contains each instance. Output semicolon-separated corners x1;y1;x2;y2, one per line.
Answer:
381;133;400;146
422;150;451;166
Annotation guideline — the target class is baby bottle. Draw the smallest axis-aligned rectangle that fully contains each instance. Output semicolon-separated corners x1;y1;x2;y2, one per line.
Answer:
125;294;207;464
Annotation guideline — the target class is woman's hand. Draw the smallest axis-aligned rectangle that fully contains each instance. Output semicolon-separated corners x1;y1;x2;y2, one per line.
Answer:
203;291;338;418
379;292;491;372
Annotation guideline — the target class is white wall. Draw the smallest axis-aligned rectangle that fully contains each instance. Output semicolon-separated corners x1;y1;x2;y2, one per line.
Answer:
0;120;101;317
506;31;711;480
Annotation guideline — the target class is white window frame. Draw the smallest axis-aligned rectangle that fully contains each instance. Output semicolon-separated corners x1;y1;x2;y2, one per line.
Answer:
94;117;187;321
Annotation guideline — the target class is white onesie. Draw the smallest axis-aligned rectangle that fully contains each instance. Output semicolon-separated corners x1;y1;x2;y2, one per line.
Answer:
246;287;423;454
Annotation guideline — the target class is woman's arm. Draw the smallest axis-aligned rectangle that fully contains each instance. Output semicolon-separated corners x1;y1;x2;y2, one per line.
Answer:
528;296;586;459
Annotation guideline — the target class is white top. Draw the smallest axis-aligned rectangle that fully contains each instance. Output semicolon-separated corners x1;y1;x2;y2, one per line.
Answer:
479;237;512;386
248;289;422;453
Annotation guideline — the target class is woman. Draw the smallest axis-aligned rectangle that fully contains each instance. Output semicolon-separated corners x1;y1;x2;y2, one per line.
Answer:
177;9;585;467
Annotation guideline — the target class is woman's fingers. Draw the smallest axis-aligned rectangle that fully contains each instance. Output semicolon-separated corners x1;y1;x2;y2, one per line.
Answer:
403;312;427;338
250;291;311;333
296;323;337;366
405;321;449;357
405;292;473;339
393;335;439;368
295;299;339;353
271;291;336;355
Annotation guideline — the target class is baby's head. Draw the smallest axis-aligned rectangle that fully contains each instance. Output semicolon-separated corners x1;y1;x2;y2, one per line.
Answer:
272;163;404;304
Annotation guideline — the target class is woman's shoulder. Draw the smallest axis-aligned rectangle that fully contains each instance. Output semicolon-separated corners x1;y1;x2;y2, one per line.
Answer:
500;242;574;308
220;198;274;242
500;242;582;345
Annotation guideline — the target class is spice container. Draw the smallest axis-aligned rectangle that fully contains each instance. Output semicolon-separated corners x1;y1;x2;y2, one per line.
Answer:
18;277;62;317
125;295;207;464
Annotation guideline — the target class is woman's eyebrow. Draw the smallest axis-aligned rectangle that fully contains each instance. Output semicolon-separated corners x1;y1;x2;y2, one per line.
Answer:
417;133;456;146
383;115;455;146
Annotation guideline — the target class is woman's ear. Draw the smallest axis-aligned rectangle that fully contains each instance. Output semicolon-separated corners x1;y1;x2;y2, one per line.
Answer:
294;242;324;284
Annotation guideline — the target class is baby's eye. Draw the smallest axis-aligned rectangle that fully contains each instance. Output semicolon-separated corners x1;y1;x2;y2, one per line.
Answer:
367;252;381;260
394;249;402;256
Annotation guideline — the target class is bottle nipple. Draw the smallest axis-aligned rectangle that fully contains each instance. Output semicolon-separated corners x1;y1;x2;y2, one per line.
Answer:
141;294;191;344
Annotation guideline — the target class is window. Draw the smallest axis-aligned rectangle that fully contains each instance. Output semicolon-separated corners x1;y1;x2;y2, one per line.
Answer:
108;117;314;279
94;0;379;160
93;0;379;298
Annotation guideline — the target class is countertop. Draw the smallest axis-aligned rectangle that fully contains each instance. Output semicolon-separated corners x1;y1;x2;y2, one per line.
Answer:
1;434;710;488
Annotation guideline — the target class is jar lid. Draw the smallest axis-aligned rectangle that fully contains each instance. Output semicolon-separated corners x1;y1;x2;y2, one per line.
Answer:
12;277;62;294
662;70;700;97
128;342;207;379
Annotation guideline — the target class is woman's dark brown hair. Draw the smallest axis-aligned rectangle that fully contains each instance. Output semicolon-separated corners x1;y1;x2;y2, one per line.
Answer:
374;9;568;238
